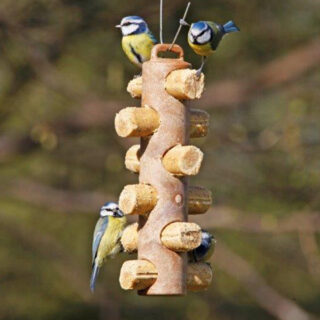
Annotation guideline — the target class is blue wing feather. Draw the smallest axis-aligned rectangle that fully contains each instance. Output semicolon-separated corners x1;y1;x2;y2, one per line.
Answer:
222;21;240;34
92;217;109;263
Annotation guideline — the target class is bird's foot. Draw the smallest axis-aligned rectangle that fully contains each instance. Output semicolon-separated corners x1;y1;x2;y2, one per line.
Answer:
195;68;202;79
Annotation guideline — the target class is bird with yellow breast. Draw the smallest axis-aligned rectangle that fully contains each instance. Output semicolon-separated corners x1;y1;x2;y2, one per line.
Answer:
180;19;240;76
90;202;126;292
116;16;157;68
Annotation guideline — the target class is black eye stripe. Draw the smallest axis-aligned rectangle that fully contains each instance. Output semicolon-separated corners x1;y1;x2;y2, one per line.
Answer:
194;27;210;40
123;21;141;26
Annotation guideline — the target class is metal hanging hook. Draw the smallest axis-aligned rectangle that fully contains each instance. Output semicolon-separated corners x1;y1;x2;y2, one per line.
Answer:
169;2;191;51
160;0;164;44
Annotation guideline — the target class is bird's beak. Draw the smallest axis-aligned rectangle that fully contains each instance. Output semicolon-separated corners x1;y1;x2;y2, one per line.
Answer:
116;209;124;217
115;24;121;28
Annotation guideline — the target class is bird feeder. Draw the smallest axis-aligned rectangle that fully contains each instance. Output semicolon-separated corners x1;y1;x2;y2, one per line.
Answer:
115;44;212;296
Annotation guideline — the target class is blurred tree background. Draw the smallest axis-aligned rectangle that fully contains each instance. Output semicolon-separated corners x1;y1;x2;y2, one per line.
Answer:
0;0;319;319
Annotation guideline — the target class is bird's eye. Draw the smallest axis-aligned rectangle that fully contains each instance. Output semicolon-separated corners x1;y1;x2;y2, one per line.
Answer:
123;22;130;26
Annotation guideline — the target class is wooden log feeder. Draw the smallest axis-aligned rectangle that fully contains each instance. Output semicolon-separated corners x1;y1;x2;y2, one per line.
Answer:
115;44;212;295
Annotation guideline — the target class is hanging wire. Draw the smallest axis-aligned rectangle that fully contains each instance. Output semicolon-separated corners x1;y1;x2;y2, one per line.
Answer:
160;0;164;43
169;2;191;50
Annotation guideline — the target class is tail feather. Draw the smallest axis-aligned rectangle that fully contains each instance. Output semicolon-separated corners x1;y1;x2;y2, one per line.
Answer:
222;21;240;34
90;263;100;292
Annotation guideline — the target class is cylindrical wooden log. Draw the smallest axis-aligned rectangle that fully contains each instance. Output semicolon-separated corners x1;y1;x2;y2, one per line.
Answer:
127;76;142;99
121;223;139;253
119;184;211;215
163;145;203;176
119;184;157;215
125;145;141;173
127;77;142;99
161;222;201;252
166;69;205;100
119;260;212;292
126;69;205;101
188;186;212;214
121;222;202;253
190;109;210;138
115;107;160;138
125;144;203;176
186;262;213;292
138;44;191;295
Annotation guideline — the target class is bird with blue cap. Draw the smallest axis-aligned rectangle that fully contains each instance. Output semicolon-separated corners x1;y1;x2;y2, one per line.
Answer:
116;16;157;68
90;202;126;292
180;19;240;76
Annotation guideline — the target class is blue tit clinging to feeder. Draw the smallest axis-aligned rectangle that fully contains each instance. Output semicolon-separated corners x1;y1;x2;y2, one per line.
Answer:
181;19;240;76
116;16;158;68
90;202;126;292
188;231;216;263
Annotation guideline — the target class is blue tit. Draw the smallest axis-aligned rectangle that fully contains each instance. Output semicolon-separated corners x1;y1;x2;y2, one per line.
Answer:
90;202;126;292
116;16;158;68
188;231;216;263
181;19;239;76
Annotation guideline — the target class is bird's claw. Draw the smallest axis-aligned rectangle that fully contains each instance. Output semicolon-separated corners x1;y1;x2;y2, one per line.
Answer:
195;69;202;79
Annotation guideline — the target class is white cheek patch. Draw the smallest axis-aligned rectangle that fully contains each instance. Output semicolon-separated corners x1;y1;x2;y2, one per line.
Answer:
188;33;195;43
122;24;139;36
191;27;203;37
197;30;211;44
100;209;111;217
